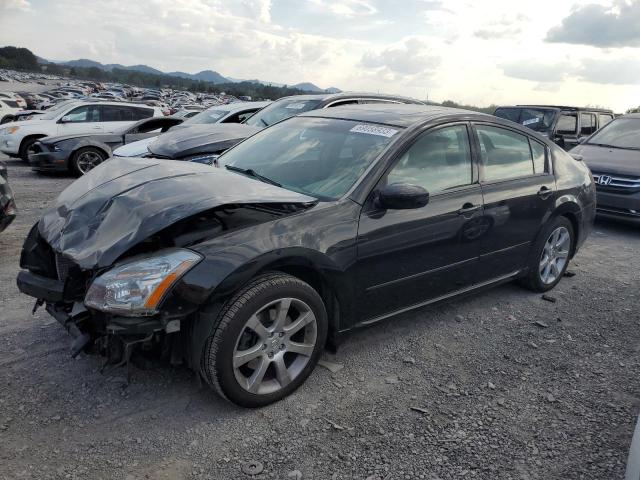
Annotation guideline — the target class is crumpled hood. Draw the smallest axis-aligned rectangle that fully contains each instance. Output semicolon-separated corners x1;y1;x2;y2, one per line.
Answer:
147;123;260;159
38;157;315;269
572;144;640;177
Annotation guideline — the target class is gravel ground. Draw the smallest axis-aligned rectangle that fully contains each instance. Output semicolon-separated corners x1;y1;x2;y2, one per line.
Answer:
0;154;638;480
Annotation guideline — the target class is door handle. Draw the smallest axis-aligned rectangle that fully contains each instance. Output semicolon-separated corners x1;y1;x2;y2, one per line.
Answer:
457;203;481;216
537;186;553;199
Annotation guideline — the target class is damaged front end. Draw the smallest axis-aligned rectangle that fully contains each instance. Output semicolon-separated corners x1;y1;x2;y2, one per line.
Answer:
16;157;316;375
17;224;199;374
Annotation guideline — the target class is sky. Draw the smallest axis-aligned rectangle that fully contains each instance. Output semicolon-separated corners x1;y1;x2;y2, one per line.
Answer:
1;0;639;111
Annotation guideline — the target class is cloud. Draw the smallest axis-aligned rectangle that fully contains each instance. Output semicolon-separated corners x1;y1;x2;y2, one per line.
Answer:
499;60;569;83
576;57;640;84
546;1;640;48
474;27;521;40
360;38;440;80
0;0;30;10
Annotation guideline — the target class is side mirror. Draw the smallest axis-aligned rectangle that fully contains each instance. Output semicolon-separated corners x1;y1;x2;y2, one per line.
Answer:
59;115;72;123
377;183;429;210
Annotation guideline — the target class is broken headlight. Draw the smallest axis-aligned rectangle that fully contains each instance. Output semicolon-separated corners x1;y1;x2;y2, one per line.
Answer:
85;249;202;316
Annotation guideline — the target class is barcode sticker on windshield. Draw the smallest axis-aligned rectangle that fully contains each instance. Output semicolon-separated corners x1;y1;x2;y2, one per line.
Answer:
285;103;307;110
350;124;398;137
522;118;540;125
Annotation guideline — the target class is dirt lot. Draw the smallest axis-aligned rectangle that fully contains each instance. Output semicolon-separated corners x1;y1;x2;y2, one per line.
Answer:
0;154;638;480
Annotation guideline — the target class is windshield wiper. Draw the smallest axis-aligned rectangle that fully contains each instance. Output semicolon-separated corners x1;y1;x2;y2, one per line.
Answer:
225;165;282;187
260;118;268;127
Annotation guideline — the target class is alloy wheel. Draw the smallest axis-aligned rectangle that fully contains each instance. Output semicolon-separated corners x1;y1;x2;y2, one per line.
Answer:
232;297;317;395
76;151;103;174
539;226;570;285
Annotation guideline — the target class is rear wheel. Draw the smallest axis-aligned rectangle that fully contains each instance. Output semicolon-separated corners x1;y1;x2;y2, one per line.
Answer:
202;273;328;407
71;147;107;176
520;216;574;292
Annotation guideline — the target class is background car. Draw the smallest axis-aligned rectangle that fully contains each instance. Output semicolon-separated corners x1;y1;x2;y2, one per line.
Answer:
17;104;595;407
142;93;424;164
113;101;271;158
570;113;640;222
0;160;17;233
29;116;184;175
0;101;163;161
0;98;24;124
493;105;615;149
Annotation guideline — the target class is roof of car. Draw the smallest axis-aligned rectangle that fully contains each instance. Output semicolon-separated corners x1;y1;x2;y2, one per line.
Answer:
514;105;614;113
220;101;272;111
277;92;423;104
299;103;493;128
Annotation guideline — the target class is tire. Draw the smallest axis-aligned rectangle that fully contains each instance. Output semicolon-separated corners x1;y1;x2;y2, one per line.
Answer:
70;147;107;176
19;136;41;162
202;272;328;407
519;216;574;292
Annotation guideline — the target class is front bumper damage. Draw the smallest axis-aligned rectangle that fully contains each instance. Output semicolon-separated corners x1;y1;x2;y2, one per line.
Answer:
16;228;188;378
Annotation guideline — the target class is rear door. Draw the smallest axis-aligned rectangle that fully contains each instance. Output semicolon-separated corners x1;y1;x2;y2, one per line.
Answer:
56;105;103;135
101;105;152;133
472;123;556;278
355;123;485;320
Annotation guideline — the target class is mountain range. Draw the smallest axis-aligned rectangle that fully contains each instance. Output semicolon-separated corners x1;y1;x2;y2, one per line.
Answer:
47;57;341;93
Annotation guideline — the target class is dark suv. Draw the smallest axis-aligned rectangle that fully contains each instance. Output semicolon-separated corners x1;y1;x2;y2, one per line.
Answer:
493;105;615;150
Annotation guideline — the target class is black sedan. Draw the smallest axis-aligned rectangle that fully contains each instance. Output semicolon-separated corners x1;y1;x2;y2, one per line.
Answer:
28;116;184;175
570;114;640;222
16;104;595;407
0;160;17;233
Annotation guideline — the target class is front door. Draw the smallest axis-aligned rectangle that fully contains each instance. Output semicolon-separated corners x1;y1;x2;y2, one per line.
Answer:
355;124;485;321
472;123;556;277
56;105;103;136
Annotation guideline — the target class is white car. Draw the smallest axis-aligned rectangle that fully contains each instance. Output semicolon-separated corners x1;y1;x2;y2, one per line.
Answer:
0;92;26;109
113;101;270;157
0;99;24;124
0;101;163;161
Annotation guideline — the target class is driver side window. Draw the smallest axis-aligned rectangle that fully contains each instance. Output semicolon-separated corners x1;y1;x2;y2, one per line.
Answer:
387;125;473;194
64;105;100;123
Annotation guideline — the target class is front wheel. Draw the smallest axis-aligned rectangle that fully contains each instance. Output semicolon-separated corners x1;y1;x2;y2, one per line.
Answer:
71;147;107;176
520;216;574;292
202;273;328;407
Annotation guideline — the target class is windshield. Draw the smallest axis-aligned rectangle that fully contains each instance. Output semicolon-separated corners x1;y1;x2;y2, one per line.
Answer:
38;101;80;120
587;117;640;149
244;98;323;127
183;109;228;125
494;107;557;132
221;117;400;200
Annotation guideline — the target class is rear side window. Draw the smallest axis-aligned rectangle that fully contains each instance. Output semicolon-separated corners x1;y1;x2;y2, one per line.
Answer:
580;113;596;135
598;114;613;127
2;100;19;108
529;140;547;174
130;107;153;120
476;125;534;182
556;114;577;134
